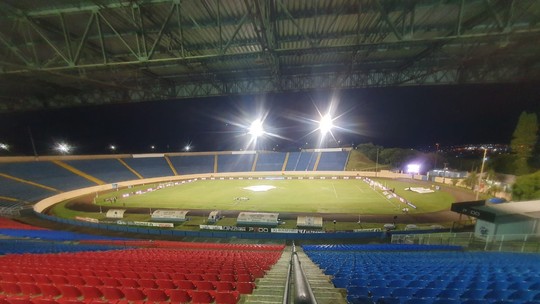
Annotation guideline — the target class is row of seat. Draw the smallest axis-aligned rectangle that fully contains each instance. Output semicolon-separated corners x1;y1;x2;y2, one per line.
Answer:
81;240;286;251
0;283;245;303
0;273;257;288
303;246;540;304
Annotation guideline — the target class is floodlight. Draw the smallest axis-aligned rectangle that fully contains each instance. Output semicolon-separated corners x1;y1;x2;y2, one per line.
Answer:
184;145;191;151
406;164;420;174
55;142;72;154
0;143;9;151
109;145;116;151
319;114;334;135
248;119;264;138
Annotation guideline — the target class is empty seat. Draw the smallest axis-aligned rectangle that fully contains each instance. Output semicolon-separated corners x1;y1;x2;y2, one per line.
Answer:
185;274;203;281
137;279;157;289
167;289;191;302
101;278;121;287
236;282;254;294
58;285;83;301
79;285;104;301
99;286;124;301
39;284;61;298
155;279;175;289
190;290;214;303
118;278;139;288
194;281;215;291
0;282;22;295
145;288;169;302
82;276;104;286
122;287;146;301
215;281;235;292
215;291;240;304
219;274;236;282
19;283;41;297
175;280;196;290
236;274;252;282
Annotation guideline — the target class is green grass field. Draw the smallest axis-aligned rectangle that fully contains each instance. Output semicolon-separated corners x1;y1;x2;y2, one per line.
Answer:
95;178;454;214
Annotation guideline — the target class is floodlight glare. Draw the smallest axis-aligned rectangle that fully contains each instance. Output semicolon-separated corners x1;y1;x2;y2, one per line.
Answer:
184;145;191;151
109;145;116;151
407;164;421;174
248;119;264;138
55;143;72;154
0;143;9;151
319;114;334;135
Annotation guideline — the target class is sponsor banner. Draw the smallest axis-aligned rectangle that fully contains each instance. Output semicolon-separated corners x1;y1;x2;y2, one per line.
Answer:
271;228;325;234
116;220;174;228
199;225;247;231
75;216;99;223
353;228;383;232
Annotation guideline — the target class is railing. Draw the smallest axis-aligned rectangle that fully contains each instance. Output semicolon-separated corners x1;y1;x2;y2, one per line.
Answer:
391;232;540;253
283;243;318;304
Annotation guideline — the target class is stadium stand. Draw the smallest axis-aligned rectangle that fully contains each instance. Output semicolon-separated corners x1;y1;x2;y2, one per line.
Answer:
168;154;215;174
0;161;95;191
284;151;317;171
0;217;46;230
303;244;540;304
254;152;286;171
0;244;284;303
217;154;256;173
316;151;349;171
0;174;56;202
64;159;139;183
121;157;175;178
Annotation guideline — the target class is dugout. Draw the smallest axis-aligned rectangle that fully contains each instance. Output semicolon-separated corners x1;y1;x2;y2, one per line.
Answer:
237;212;279;227
106;209;126;219
151;210;189;222
452;199;540;240
207;210;221;223
297;216;323;228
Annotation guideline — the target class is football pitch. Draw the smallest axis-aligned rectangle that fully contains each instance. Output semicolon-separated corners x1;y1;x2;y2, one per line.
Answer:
100;178;455;214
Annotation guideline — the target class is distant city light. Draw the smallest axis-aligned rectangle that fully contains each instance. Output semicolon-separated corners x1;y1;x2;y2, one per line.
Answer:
319;114;334;135
407;164;421;174
150;145;155;150
0;143;9;151
109;145;116;151
248;119;264;138
55;143;72;154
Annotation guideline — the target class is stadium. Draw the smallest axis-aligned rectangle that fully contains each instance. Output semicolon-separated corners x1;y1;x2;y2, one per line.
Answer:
1;1;540;304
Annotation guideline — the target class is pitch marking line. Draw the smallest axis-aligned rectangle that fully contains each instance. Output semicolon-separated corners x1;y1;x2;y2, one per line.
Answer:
370;185;400;210
331;182;339;199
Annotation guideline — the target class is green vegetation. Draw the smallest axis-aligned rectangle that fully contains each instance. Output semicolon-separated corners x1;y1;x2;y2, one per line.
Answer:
90;178;453;214
512;170;540;200
511;111;539;175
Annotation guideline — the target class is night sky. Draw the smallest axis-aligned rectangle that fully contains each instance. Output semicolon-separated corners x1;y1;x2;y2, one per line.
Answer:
0;83;539;156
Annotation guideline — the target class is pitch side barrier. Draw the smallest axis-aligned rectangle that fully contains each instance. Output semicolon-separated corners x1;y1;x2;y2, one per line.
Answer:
34;212;387;240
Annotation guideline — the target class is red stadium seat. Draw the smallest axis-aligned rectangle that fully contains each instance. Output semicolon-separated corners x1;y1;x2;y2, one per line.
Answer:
202;274;219;281
215;291;240;304
65;276;86;286
137;272;155;280
137;279;157;289
0;282;22;295
122;271;139;279
79;285;104;301
118;278;139;288
175;280;196;290
236;282;255;294
185;274;204;281
99;286;125;301
171;273;187;280
122;287;146;301
49;275;69;285
167;289;191;303
189;290;214;303
39;284;62;298
32;275;52;284
144;289;169;302
219;274;236;282
236;274;252;282
155;279;176;290
18;283;41;297
81;276;104;286
194;281;215;291
215;281;235;292
101;278;121;287
153;272;171;280
58;285;83;300
16;274;35;284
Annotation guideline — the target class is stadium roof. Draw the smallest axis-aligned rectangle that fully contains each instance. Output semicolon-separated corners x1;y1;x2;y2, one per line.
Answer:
0;0;539;112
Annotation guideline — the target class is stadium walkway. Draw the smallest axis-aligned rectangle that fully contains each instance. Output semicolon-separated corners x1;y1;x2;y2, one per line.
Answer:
242;246;347;304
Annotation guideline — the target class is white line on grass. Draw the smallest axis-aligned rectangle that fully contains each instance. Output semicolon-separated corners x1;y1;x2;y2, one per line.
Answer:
331;182;339;199
355;184;365;193
370;185;400;210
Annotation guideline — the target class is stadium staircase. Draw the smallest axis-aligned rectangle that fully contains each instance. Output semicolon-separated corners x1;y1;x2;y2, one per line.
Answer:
243;246;347;304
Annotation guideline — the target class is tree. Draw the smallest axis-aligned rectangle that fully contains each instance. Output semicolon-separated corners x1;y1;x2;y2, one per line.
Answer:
512;170;540;200
355;143;383;162
510;112;539;175
463;171;478;190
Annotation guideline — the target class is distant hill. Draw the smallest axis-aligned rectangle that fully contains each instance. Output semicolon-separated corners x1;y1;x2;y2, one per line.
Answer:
346;150;379;171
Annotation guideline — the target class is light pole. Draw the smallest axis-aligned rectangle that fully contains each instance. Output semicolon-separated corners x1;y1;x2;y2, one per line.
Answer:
442;163;448;185
375;148;379;177
475;148;488;200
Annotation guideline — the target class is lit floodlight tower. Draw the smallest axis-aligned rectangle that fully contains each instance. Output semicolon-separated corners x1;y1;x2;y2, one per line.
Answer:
407;164;421;175
319;114;334;135
0;143;9;151
184;145;191;152
55;142;72;154
248;119;264;139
